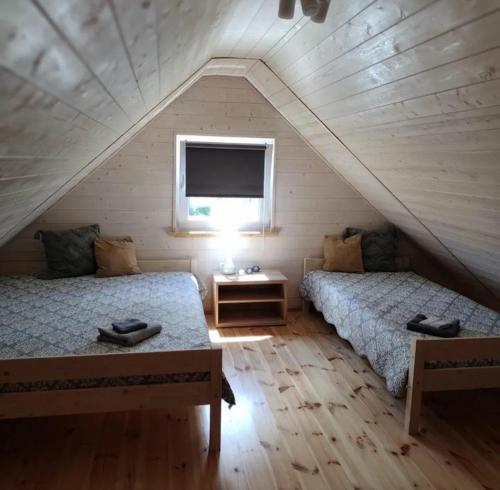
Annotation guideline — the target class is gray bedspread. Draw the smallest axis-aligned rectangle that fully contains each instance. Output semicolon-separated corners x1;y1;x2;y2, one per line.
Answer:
0;272;235;405
0;272;210;357
300;271;500;397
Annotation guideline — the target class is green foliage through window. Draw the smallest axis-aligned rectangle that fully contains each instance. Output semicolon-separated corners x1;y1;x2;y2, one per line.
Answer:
189;205;211;217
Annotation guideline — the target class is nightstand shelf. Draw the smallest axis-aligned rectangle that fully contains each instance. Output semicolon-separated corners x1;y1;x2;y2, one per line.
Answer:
213;270;288;327
218;284;284;303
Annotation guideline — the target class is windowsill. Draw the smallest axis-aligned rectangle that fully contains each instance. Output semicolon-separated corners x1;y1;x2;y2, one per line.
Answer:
168;228;281;238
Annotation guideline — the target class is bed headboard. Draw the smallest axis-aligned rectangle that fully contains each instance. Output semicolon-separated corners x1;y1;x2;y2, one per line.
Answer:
137;258;195;273
0;258;195;275
303;256;412;278
303;257;324;277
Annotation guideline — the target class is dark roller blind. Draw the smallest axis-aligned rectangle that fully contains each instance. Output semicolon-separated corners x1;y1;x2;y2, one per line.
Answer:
185;142;266;198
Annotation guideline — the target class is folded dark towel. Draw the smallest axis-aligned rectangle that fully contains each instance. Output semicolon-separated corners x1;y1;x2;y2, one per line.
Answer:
112;318;147;334
98;324;162;346
406;314;460;338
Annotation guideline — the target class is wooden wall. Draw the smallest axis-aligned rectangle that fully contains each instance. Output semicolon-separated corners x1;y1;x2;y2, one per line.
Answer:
247;61;500;310
252;0;500;304
2;0;499;307
0;76;386;309
0;0;306;246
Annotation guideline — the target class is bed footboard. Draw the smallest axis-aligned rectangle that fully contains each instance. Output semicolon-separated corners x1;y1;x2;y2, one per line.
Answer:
0;347;223;452
209;345;222;452
405;336;500;435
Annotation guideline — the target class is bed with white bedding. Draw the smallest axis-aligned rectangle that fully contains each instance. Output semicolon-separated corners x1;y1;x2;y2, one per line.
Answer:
299;270;500;398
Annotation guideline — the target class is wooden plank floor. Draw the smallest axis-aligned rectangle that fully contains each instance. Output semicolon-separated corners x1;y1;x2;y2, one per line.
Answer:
0;311;499;489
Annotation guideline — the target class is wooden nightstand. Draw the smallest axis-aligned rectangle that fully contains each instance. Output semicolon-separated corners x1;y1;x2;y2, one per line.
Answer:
213;270;288;328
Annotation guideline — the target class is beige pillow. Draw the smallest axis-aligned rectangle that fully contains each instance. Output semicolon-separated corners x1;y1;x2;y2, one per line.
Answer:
94;237;142;278
323;234;364;273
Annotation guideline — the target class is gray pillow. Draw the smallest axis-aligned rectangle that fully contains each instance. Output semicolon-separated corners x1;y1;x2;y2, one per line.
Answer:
34;224;100;279
343;226;397;272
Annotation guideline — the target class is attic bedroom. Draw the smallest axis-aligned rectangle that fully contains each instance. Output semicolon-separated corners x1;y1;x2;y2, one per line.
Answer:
0;1;499;489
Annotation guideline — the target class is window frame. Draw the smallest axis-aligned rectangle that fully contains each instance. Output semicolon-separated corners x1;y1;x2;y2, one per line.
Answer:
174;134;275;233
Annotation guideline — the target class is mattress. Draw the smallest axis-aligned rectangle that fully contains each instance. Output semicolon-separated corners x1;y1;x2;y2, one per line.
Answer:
0;272;235;405
300;271;500;397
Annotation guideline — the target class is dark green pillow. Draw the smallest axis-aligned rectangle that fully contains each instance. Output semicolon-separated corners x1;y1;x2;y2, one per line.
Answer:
34;224;100;279
343;226;397;272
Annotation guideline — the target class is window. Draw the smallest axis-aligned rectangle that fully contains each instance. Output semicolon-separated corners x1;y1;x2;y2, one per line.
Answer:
175;135;275;233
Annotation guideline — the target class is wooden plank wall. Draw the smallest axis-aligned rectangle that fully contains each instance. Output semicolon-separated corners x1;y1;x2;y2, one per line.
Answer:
254;0;500;303
247;62;500;310
2;0;499;306
0;0;304;247
0;76;386;309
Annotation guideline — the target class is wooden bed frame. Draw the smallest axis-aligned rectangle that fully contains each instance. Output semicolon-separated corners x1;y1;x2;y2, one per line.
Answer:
0;258;223;452
302;257;500;435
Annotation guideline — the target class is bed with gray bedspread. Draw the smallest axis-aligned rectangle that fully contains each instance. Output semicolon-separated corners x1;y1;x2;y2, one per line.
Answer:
0;272;234;405
300;271;500;397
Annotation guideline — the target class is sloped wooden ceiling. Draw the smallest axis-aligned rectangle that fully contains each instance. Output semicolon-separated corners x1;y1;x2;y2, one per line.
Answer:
1;0;500;301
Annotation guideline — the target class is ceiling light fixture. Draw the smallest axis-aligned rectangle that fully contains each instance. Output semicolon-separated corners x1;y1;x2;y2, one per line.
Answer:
300;0;318;16
278;0;295;19
311;0;330;23
278;0;331;23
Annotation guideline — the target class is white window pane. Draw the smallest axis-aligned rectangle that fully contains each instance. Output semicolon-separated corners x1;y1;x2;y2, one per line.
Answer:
188;197;262;229
188;197;212;219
